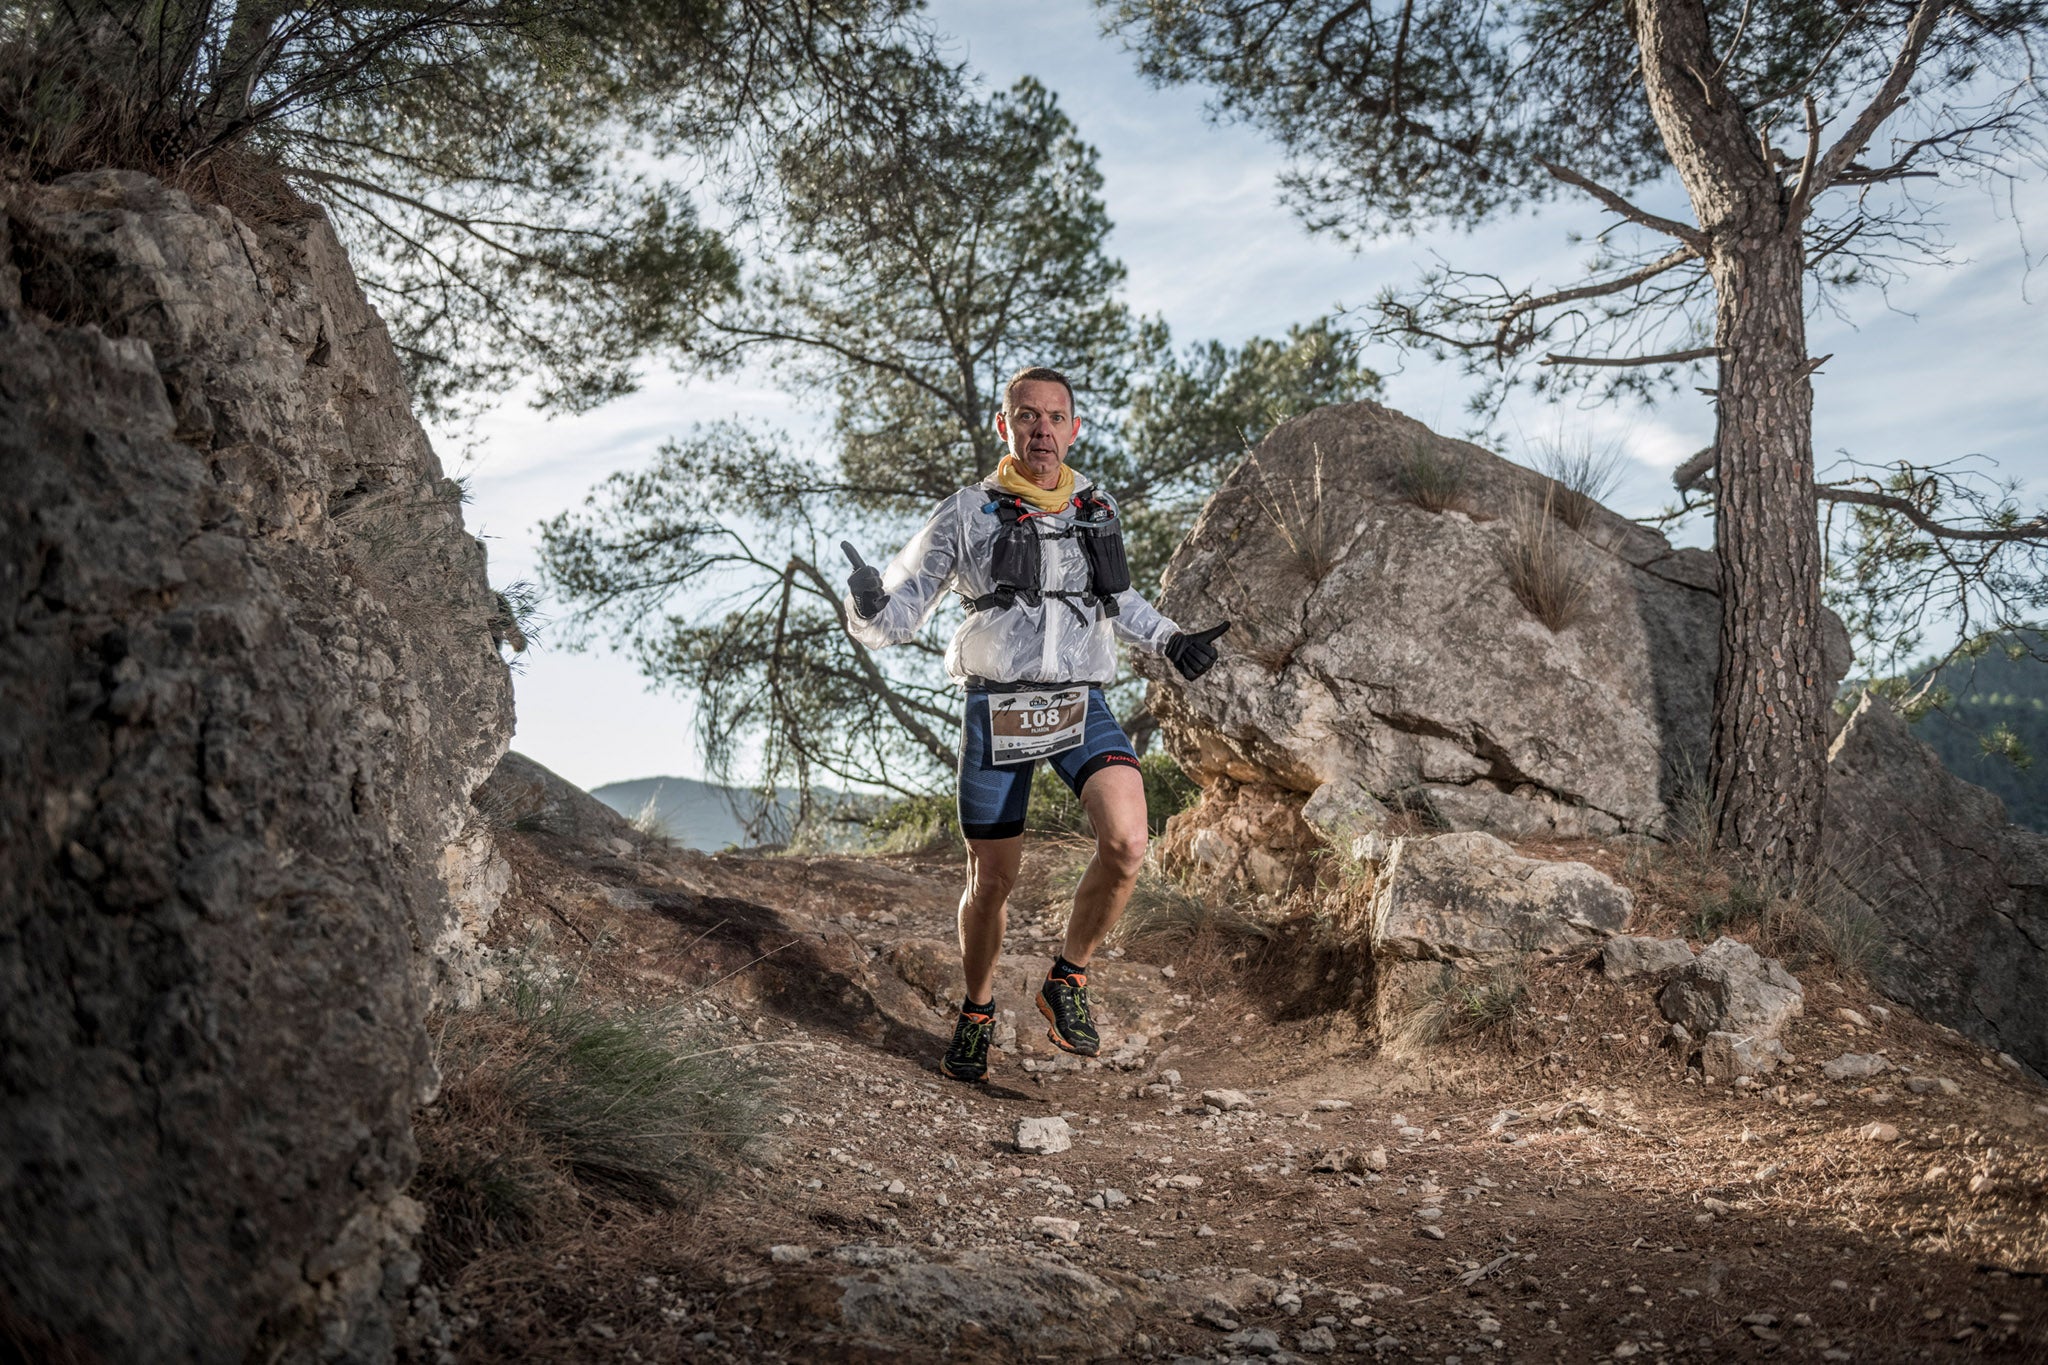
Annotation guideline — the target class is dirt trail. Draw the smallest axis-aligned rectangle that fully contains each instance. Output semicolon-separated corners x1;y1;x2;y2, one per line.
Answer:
441;821;2048;1364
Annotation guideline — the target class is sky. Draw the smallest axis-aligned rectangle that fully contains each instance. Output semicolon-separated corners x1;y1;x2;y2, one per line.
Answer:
447;0;2048;793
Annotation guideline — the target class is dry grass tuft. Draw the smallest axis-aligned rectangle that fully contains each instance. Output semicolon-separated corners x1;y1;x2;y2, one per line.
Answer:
1498;487;1594;630
1391;439;1469;513
1382;958;1533;1060
1108;869;1273;953
414;977;774;1281
1532;436;1628;532
1247;442;1345;580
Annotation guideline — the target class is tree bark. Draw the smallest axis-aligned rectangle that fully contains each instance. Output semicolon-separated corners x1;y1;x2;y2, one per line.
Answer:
1628;0;1830;884
1705;235;1828;883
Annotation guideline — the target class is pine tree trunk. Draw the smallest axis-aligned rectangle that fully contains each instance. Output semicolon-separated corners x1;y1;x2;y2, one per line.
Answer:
1629;0;1830;885
1706;237;1828;885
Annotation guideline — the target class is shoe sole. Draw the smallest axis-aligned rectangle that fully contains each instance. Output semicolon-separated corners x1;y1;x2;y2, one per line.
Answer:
939;1060;988;1082
1037;994;1100;1057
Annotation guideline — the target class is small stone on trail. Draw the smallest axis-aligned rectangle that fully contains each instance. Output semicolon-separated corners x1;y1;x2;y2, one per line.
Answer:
1197;1223;1217;1237
1867;1004;1891;1022
1015;1116;1072;1154
1969;1173;1997;1195
1030;1216;1081;1243
1224;1327;1281;1353
884;1179;907;1196
1904;1075;1960;1095
1858;1121;1900;1142
1364;1146;1389;1171
768;1244;813;1264
1314;1098;1353;1111
1202;1088;1254;1112
1822;1053;1889;1081
1083;1188;1129;1210
1418;1225;1446;1240
1836;1008;1871;1028
1297;1324;1339;1354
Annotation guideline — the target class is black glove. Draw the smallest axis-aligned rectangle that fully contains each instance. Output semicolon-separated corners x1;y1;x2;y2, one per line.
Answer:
842;541;889;620
1164;622;1229;681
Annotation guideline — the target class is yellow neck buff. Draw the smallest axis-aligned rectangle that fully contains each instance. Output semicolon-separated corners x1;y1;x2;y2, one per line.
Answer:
994;455;1076;513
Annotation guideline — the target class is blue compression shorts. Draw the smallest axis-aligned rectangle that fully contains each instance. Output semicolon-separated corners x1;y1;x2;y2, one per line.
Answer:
957;685;1139;841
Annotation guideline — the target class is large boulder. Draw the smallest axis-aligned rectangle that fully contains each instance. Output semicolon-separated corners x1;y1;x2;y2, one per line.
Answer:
1824;693;2048;1076
0;172;512;1360
1142;402;1851;851
1657;937;1805;1040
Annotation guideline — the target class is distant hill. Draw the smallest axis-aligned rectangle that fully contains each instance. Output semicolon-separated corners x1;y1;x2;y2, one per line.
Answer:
1898;632;2047;833
589;775;864;850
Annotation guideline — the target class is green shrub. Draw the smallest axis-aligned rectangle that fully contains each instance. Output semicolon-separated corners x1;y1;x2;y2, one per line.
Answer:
1139;750;1199;834
1027;764;1090;835
864;750;1195;848
866;792;961;853
1689;877;1768;940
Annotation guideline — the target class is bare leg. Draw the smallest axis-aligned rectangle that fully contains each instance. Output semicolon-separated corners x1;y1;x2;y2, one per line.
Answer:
960;835;1023;1003
1061;764;1150;967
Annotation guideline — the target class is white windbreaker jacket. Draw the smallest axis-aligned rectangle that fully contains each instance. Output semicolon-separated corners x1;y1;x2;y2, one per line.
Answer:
844;473;1180;686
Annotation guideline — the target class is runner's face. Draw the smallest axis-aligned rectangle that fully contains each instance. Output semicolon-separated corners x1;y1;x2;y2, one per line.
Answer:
995;379;1081;487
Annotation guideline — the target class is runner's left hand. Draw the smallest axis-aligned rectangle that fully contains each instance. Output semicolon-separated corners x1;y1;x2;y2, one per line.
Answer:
1164;622;1229;681
842;542;889;620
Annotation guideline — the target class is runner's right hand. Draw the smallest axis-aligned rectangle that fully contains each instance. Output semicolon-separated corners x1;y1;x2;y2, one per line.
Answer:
842;542;889;620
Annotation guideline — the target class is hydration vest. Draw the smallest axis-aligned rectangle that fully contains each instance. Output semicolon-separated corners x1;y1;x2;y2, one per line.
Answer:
963;486;1132;624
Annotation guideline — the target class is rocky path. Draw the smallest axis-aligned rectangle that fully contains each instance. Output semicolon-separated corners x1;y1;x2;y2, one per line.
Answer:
442;809;2048;1364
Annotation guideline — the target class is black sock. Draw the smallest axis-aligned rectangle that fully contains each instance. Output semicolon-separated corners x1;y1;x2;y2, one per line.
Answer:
1050;954;1087;980
962;995;993;1016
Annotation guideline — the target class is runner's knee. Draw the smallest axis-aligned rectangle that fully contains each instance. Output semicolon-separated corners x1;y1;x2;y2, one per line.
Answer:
966;857;1018;903
1097;825;1147;879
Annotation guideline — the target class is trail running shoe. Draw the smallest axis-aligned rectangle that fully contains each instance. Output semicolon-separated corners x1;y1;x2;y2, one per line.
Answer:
1038;967;1100;1056
941;1006;995;1082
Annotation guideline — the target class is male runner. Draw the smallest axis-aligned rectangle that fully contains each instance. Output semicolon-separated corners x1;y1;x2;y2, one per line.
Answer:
842;366;1228;1081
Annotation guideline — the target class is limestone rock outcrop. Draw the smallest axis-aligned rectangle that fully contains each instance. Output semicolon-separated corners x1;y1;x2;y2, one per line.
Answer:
1824;693;2048;1076
1348;831;1630;1033
1141;401;1851;852
0;171;512;1360
1368;832;1632;963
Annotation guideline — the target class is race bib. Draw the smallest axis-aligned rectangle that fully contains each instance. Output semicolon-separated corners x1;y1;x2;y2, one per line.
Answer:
988;688;1089;765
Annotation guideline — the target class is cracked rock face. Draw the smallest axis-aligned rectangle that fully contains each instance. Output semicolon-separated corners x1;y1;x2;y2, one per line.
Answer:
0;172;511;1361
1141;402;1851;843
1824;693;2048;1076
